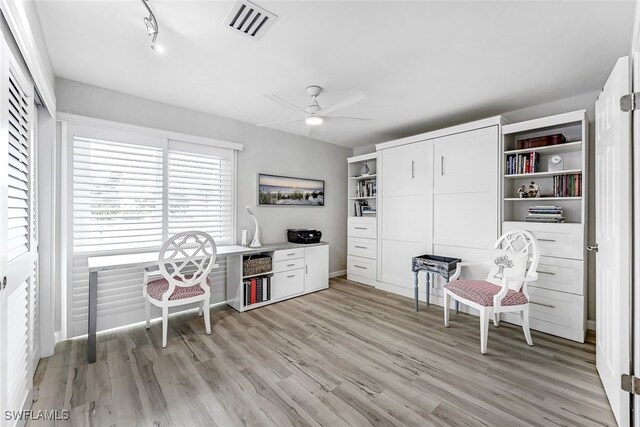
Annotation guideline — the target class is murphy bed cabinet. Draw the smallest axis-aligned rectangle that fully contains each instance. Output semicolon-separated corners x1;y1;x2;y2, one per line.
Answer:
375;117;503;302
500;110;588;342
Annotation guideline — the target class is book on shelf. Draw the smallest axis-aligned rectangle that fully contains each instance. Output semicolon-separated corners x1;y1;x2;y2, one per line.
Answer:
355;180;377;198
506;152;540;175
526;205;565;223
553;173;581;197
354;201;376;217
243;276;271;306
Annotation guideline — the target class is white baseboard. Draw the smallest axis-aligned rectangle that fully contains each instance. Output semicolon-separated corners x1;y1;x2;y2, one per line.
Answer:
330;270;346;278
587;320;596;331
54;330;62;345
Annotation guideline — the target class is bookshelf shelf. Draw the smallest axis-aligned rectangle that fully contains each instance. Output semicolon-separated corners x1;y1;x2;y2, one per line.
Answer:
349;174;377;180
504;169;582;179
504;197;582;201
242;271;274;280
349;196;376;200
242;299;273;311
504;141;582;156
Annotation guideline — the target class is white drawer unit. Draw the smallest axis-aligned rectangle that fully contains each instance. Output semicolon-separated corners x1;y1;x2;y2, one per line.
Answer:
273;248;304;262
348;237;376;260
503;221;583;261
273;269;305;300
274;258;305;273
534;256;584;295
348;217;377;239
501;287;585;342
347;255;376;281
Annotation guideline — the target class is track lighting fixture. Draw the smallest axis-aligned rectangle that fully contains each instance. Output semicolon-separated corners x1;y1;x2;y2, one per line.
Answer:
141;0;164;53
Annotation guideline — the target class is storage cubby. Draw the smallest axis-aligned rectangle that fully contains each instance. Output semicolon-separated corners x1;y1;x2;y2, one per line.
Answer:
348;153;377;218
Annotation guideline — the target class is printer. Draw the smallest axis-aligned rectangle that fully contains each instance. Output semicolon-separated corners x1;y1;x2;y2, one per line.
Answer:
287;229;322;244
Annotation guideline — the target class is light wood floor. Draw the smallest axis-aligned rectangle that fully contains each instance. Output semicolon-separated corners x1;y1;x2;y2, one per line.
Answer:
30;277;615;426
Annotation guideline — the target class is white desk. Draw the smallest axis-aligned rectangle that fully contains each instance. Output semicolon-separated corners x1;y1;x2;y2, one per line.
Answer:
85;242;328;363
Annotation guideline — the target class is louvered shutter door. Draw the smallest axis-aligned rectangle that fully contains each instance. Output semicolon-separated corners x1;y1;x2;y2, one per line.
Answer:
7;72;30;262
168;141;233;244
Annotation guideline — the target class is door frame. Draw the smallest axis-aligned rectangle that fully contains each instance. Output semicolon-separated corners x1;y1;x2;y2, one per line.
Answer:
632;0;640;424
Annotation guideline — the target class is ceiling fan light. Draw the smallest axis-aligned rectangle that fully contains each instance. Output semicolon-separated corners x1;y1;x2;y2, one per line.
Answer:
305;115;324;126
151;42;165;53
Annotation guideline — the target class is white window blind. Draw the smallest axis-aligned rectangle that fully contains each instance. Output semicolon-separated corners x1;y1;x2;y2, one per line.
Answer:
7;71;31;262
168;141;233;244
72;137;164;253
68;127;237;337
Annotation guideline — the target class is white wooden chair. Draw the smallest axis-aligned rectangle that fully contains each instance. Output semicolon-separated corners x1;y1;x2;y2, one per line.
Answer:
143;231;218;347
443;229;539;354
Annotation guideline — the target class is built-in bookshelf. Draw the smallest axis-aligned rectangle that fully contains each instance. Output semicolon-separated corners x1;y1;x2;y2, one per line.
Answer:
502;111;588;225
347;153;378;286
348;153;377;218
500;110;588;342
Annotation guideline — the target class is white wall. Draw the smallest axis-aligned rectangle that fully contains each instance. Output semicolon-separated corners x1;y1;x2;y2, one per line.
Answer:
55;78;351;275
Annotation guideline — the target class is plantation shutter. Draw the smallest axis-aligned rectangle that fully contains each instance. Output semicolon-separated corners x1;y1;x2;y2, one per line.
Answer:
7;71;31;262
167;140;233;244
72;136;164;253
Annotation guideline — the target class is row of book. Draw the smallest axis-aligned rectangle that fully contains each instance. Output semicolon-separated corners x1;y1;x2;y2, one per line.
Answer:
353;201;376;217
506;152;540;175
355;180;376;198
553;174;581;197
243;276;271;306
526;206;565;223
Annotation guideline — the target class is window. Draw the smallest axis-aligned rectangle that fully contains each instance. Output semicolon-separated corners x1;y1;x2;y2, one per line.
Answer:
71;134;235;253
65;122;239;337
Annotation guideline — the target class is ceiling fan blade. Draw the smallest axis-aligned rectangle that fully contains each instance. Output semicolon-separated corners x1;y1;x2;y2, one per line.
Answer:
316;89;365;116
263;94;308;114
325;116;373;121
258;117;305;127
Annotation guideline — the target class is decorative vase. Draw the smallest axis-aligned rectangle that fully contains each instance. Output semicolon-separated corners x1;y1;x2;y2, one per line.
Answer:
361;162;370;176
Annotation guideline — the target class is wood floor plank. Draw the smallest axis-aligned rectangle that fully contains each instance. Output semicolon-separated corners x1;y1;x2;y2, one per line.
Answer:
29;277;616;426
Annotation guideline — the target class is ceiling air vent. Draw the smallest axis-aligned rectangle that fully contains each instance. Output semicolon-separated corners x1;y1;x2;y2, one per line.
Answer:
223;0;277;40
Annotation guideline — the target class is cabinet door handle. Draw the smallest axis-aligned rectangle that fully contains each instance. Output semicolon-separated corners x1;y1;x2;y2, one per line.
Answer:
536;270;556;276
306;265;308;274
354;245;367;249
287;252;296;256
441;156;445;176
354;265;367;269
287;264;296;267
411;160;415;178
530;300;555;309
538;238;556;242
287;274;295;278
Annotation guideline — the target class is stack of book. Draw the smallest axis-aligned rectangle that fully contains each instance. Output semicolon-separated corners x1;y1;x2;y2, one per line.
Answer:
361;206;376;217
553;173;581;197
354;201;376;217
243;276;271;306
506;152;540;175
526;206;565;223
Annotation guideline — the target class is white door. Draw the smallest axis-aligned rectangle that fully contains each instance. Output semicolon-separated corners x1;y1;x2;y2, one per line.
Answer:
0;39;38;425
632;4;640;424
379;141;428;197
304;246;328;293
595;56;632;427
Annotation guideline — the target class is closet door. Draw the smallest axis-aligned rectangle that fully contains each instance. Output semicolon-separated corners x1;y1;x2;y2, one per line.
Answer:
0;40;37;425
378;141;429;289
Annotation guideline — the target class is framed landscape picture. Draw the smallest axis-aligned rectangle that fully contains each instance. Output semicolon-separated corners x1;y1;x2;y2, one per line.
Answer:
258;174;325;206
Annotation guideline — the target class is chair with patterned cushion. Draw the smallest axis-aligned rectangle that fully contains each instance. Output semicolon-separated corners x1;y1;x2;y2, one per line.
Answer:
143;231;218;347
443;229;539;354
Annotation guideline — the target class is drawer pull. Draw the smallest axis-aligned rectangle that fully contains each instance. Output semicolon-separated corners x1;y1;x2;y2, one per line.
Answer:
536;270;556;276
538;238;556;242
354;265;367;270
287;264;296;267
286;253;296;256
530;301;555;309
286;274;296;278
354;227;367;230
354;245;367;249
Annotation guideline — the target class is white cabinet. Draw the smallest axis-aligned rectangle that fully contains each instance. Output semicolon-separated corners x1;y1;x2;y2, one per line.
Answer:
380;141;428;197
347;153;378;286
377;140;429;291
273;269;304;300
304;245;329;293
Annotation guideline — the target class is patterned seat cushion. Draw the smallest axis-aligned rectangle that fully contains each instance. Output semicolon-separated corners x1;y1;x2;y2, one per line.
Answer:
444;280;528;307
146;276;210;301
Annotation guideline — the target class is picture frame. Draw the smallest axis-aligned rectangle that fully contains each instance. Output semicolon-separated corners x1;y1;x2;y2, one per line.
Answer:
257;173;325;206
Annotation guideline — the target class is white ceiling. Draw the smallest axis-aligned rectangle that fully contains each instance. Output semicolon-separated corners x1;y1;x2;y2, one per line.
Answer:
35;0;636;148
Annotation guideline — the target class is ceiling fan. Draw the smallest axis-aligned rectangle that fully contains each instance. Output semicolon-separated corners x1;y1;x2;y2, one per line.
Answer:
260;85;370;127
